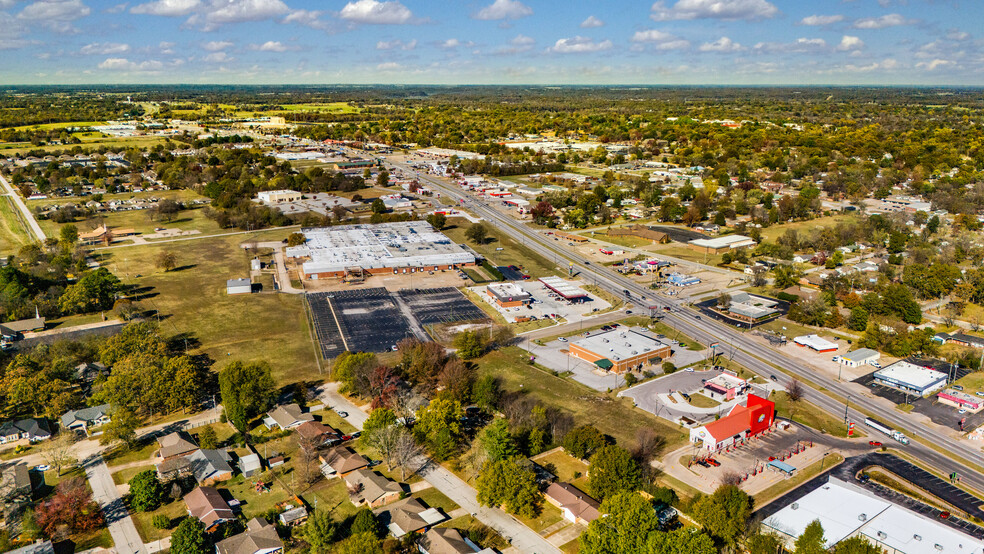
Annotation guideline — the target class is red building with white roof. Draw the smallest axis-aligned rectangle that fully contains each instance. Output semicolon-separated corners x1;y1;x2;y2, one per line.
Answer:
689;395;775;451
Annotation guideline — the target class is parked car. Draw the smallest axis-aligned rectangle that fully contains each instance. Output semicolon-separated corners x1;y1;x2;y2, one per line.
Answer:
558;337;567;342
770;375;778;382
869;441;882;447
976;392;984;397
953;385;965;391
939;511;951;519
684;368;695;373
706;458;721;467
335;409;349;418
34;465;51;472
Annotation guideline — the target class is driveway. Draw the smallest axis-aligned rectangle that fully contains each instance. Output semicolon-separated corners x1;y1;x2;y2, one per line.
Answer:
85;456;146;554
317;383;562;553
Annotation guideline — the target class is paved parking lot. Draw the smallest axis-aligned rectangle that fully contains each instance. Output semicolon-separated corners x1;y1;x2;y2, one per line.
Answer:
469;279;611;324
620;369;773;424
398;287;488;325
853;365;980;429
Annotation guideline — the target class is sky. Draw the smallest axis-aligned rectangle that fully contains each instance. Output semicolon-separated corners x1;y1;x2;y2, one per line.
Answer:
1;0;983;85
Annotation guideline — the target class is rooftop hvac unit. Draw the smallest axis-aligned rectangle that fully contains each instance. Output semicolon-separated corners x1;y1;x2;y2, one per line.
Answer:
935;545;943;551
858;514;867;522
877;532;887;539
632;351;638;355
790;503;799;510
913;535;922;541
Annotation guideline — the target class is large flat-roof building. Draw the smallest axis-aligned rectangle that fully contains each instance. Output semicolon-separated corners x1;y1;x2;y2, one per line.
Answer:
287;222;476;279
568;329;671;373
721;292;782;322
763;477;984;554
257;189;303;204
688;234;756;254
486;283;532;308
873;361;948;396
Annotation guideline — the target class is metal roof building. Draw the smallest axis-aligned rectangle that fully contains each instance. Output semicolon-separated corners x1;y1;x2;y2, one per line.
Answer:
794;334;839;353
873;361;949;396
539;276;588;300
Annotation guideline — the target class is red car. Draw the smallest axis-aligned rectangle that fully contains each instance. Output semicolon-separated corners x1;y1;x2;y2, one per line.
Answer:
869;441;882;447
939;511;951;519
707;458;721;467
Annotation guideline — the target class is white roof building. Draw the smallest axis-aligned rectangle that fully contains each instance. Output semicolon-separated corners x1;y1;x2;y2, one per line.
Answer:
763;478;984;554
873;361;949;396
793;334;839;352
688;235;757;251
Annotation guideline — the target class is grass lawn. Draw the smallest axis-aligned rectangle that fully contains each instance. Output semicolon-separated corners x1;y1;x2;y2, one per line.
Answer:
582;285;624;313
649;320;703;350
0;135;166;156
437;515;510;551
771;391;858;438
760;215;858;243
0;194;32;256
413;487;461;513
8;120;107;131
953;371;984;394
755;318;855;343
92;231;319;384
442;218;564;279
476;347;688;451
313;410;359;435
72;527;114;551
112;464;157;486
561;539;581;554
132;500;187;542
301;476;361;522
532;450;590;490
585;232;655;249
752;452;844;506
651;244;725;266
105;439;158;468
515;501;565;534
687;394;720;408
224;471;294;520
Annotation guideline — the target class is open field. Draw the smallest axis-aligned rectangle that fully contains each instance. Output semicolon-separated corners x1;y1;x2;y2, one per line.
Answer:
772;391;857;438
760;214;858;243
8;121;106;131
442;218;565;279
584;232;655;249
25;188;206;210
92;230;319;383
477;347;688;450
0;194;32;255
650;243;724;265
0;135;167;155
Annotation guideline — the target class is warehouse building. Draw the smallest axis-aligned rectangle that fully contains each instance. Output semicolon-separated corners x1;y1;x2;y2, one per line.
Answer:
872;361;948;396
688;234;756;254
837;348;881;368
486;283;532;308
794;334;839;353
568;329;671;373
762;477;984;553
257;189;303;204
287;222;476;279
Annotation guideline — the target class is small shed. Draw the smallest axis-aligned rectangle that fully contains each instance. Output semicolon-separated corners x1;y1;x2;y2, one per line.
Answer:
238;453;262;477
227;278;252;295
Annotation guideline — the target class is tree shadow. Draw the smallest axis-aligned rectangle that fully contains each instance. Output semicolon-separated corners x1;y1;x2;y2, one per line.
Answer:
169;264;198;272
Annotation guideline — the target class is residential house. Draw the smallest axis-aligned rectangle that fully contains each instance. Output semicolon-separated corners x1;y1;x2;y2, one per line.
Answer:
1;463;33;502
295;421;340;447
74;362;109;384
215;518;283;554
375;496;446;538
188;449;234;485
344;469;403;507
544;482;601;525
185;486;235;532
157;431;199;460
940;332;984;350
0;419;51;444
264;404;314;430
7;541;55;554
60;404;111;436
156;456;193;482
320;446;368;478
278;506;308;527
418;528;490;554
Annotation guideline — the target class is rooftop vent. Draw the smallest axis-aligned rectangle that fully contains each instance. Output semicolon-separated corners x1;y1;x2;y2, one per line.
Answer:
858;514;867;522
790;503;799;510
877;532;887;540
935;545;944;551
914;535;922;541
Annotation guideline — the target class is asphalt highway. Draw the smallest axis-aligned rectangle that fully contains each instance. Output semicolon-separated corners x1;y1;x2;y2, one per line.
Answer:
393;159;984;495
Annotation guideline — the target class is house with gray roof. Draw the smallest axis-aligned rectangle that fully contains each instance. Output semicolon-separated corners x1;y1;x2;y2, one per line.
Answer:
264;404;314;430
0;419;51;443
215;518;283;554
60;404;111;436
188;449;234;485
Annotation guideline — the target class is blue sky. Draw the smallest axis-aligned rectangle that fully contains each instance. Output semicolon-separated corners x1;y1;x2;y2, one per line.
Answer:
1;0;982;85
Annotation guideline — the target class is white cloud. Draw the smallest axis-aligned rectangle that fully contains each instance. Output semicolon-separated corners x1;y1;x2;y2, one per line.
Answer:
203;40;232;50
251;40;289;52
853;13;914;29
753;37;825;53
339;0;413;24
547;36;613;54
836;35;864;51
699;36;742;52
191;0;288;29
651;0;777;21
474;0;531;21
130;0;198;16
631;29;690;50
80;42;129;55
376;61;400;70
18;0;90;21
106;2;128;13
800;14;843;26
281;9;329;29
98;57;164;71
203;51;233;62
158;40;175;53
945;29;969;41
376;38;416;50
580;15;604;28
916;59;955;71
441;38;460;49
843;58;901;72
495;34;534;54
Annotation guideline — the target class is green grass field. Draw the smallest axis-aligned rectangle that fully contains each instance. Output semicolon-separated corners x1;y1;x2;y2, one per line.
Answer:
0;194;32;255
650;243;725;265
585;232;655;249
442;218;564;279
760;214;858;243
532;449;590;490
477;347;688;450
8;121;106;131
0;135;167;155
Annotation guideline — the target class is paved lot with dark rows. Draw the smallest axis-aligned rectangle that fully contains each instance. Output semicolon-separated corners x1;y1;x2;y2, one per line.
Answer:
398;287;489;325
306;293;346;359
328;287;415;353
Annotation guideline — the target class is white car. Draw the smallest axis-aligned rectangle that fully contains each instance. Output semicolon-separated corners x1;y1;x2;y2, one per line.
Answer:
558;337;568;342
34;465;51;472
684;368;694;372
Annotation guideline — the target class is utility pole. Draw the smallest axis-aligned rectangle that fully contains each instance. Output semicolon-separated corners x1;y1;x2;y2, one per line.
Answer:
844;395;851;424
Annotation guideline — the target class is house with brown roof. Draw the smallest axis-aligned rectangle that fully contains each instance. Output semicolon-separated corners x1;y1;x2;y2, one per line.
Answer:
215;518;283;554
155;456;193;481
295;421;340;451
184;486;234;532
344;469;403;507
264;404;314;430
544;482;601;525
320;446;368;478
157;431;198;460
418;527;488;554
375;496;446;537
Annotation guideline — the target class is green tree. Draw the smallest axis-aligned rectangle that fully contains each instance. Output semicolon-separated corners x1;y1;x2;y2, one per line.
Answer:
351;508;382;538
426;213;447;230
580;492;661;553
156;250;177;272
746;532;782;554
471;375;500;412
60;224;78;245
414;396;464;460
647;528;717;554
690;485;752;546
371;198;386;213
563;425;606;459
128;470;165;512
453;330;485;359
773;265;801;289
588;445;642;500
363;408;397;441
304;509;338;554
335;532;382;554
479;418;518;461
334;351;379;396
475;457;542;518
465;222;489;245
152;514;171;530
58;268;121;314
170;517;209;554
99;408;138;449
286;232;306;247
848;306;869;331
795;519;826;554
834;536;881;554
376;170;389;188
198;426;218;449
218;360;276;433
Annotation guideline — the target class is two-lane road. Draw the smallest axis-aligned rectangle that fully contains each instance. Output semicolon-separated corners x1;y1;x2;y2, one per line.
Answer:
0;172;46;242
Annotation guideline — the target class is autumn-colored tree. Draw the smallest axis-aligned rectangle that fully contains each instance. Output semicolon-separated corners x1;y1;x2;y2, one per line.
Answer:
35;478;104;536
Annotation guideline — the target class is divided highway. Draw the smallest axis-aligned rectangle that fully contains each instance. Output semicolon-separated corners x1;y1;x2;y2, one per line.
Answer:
394;159;984;495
